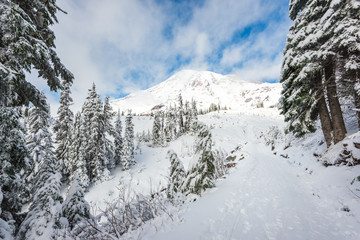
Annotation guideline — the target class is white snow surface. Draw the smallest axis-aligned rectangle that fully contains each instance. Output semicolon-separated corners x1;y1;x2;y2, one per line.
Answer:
110;70;282;114
86;107;360;240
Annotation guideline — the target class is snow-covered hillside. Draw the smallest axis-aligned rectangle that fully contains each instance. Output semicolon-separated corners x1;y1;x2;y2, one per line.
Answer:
110;70;282;114
85;108;360;240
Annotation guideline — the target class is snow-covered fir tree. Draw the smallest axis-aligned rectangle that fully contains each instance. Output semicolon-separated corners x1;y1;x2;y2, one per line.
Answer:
17;98;63;240
160;112;166;146
122;111;135;170
53;80;74;182
69;112;89;187
62;173;90;230
177;93;185;135
0;107;29;234
152;112;162;146
184;101;191;132
281;0;359;146
167;150;185;199
0;188;13;240
0;0;73;109
114;110;123;167
103;97;115;169
81;84;109;182
164;109;177;143
26;93;57;193
183;123;215;196
190;99;199;133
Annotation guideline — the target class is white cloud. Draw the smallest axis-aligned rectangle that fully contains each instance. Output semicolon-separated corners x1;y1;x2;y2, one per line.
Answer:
37;0;291;113
233;53;284;82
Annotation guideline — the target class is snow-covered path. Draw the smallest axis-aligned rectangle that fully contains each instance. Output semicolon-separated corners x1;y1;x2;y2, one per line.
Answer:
146;115;360;240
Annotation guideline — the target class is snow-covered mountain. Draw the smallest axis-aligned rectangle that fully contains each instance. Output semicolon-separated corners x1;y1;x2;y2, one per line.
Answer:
110;70;282;114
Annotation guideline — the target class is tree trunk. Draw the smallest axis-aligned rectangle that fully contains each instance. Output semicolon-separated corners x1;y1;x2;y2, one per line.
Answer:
315;72;333;147
354;70;360;130
324;61;347;144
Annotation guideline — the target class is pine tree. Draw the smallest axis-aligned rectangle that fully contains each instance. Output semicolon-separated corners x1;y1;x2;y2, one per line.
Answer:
53;80;74;182
177;93;185;135
114;110;123;167
62;173;90;230
152;112;162;146
18;96;63;240
280;0;355;146
184;101;191;132
0;0;73;108
122;111;135;170
0;188;14;240
81;84;108;182
182;123;215;196
167;150;185;199
102;97;115;169
69;112;89;187
0;107;29;233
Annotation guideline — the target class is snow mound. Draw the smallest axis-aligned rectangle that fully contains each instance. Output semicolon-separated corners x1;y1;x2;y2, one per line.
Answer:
322;132;360;166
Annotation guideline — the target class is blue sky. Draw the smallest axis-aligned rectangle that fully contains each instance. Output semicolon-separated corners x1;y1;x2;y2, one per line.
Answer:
32;0;292;113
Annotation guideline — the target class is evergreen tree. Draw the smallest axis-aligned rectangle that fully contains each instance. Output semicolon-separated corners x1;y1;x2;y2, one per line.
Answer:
114;110;123;167
0;107;29;231
167;150;185;199
280;0;356;146
102;97;115;169
69;113;89;187
177;93;185;135
62;173;90;230
122;111;135;170
0;188;14;240
190;99;199;133
53;80;74;182
164;110;177;143
81;84;108;182
183;123;215;195
152;112;162;146
184;101;191;132
17;97;63;240
0;0;73;108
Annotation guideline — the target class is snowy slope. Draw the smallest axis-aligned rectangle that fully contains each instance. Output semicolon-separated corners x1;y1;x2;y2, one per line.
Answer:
110;70;282;114
85;109;360;240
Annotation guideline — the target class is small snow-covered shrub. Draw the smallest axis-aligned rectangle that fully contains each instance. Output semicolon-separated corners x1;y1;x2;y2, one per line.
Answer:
76;186;176;239
258;126;284;151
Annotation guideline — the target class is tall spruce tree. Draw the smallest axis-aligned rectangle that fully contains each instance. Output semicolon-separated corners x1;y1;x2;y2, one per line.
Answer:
102;97;115;169
61;173;90;230
0;0;73;108
167;150;185;199
81;84;108;182
183;123;215;196
53;80;74;182
0;107;29;231
122;111;135;170
177;93;185;135
69;112;89;187
152;112;162;146
280;0;357;146
26;93;56;191
114;110;123;167
18;96;63;240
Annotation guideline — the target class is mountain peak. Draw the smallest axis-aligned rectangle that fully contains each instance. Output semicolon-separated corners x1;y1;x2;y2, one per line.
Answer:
111;70;282;114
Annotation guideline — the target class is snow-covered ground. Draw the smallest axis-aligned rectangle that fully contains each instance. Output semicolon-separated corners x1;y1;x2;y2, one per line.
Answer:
85;109;360;239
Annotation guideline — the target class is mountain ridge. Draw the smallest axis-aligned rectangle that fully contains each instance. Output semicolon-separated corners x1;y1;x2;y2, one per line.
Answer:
110;70;282;114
